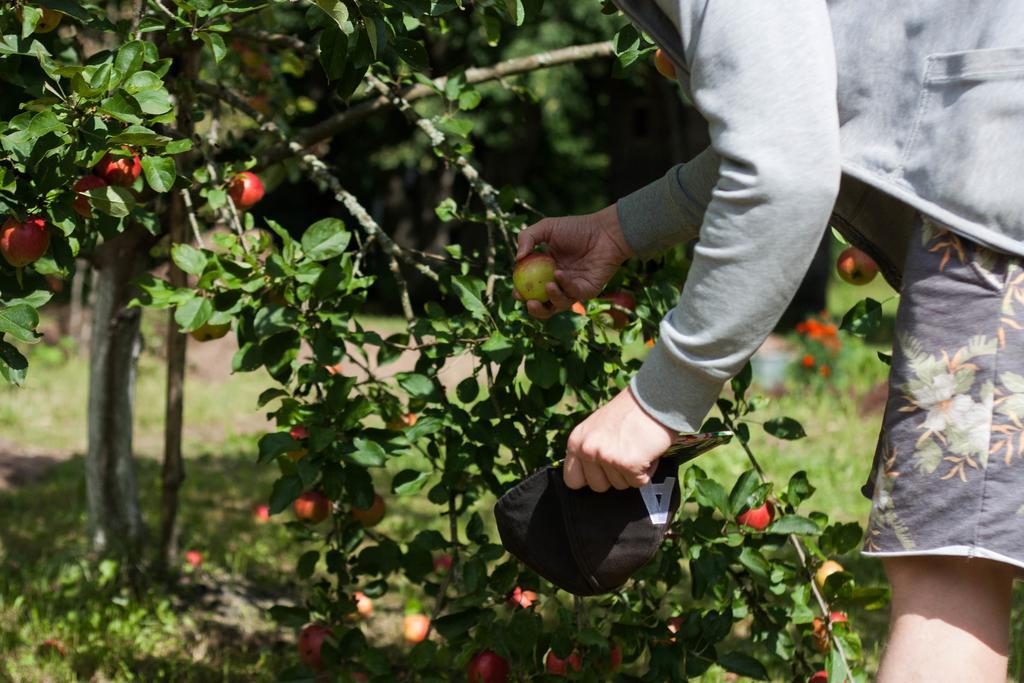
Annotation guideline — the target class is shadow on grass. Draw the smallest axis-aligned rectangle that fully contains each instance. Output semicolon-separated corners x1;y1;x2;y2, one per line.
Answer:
0;449;303;682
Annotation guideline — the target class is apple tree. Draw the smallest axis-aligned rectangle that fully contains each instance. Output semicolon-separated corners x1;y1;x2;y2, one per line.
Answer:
0;0;884;680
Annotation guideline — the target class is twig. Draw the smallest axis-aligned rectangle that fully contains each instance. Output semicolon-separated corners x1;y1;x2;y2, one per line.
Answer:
180;189;205;248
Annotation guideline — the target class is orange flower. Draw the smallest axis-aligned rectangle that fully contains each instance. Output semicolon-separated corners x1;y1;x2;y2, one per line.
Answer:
801;354;815;368
796;321;809;334
819;364;831;378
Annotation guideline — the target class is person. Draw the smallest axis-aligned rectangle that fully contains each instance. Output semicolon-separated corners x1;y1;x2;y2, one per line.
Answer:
514;1;1024;680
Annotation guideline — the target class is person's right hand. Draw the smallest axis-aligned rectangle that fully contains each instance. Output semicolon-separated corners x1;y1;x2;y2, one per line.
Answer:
515;203;633;319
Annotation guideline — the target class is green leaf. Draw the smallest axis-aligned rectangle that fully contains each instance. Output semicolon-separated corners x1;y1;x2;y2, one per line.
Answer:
258;431;299;464
318;27;348;80
198;32;227;63
717;652;768;680
728;469;763;516
314;0;351;31
114;41;146;83
451;275;486;318
432;608;485;640
840;297;883;338
0;305;40;344
525;348;559;389
174;297;212;331
396;373;436;399
171;244;207;276
346;438;386;468
141;155;176;192
480;334;515;363
86;185;135;218
125;71;163;95
784;470;816;508
133;87;174;116
765;515;819;535
764;416;806;440
268;474;304;515
391;469;431;495
301;218;350;261
296;550;319;579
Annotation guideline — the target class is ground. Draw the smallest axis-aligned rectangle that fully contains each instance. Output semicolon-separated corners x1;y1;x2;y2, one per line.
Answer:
3;280;1024;681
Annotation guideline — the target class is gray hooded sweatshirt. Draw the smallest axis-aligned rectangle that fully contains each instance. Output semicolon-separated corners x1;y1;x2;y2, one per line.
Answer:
613;0;1024;433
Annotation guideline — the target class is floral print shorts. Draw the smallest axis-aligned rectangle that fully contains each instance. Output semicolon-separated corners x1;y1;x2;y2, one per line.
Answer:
863;216;1024;569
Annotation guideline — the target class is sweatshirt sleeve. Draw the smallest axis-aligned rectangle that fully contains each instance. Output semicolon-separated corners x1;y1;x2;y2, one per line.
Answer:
625;0;841;432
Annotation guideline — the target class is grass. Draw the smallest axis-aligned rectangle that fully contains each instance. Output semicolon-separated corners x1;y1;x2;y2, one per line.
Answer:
0;286;1022;681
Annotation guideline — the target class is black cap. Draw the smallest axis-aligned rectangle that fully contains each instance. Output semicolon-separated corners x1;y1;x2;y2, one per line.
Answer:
494;432;732;596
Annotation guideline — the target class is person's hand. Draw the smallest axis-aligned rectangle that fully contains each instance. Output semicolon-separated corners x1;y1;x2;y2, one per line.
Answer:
564;386;676;492
515;203;633;320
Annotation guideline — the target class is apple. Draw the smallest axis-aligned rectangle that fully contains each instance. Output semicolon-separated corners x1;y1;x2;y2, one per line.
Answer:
598;291;636;329
351;494;385;527
190;322;231;342
815;559;845;591
433;553;453;575
298;623;332;671
353;591;373;618
506;586;537;609
290;425;309;441
294;491;331;524
184;550;202;568
403;613;430;643
17;7;62;33
386;413;418;431
808;672;829;683
228;172;265;211
812;611;848;652
466;650;510;683
736;502;774;531
37;638;67;657
545;650;582;676
1;216;49;267
253;504;270;522
654;48;677;80
604;639;623;673
72;175;107;218
326;362;344;376
94;150;142;187
836;246;878;285
512;252;556;303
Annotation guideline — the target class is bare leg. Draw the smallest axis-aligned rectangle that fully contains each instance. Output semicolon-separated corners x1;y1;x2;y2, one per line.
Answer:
877;556;1018;682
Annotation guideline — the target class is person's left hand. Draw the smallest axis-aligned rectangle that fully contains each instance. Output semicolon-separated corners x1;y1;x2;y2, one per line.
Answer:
564;386;676;492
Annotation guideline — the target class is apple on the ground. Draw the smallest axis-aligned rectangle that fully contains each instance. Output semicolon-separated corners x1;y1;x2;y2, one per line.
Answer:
512;252;556;302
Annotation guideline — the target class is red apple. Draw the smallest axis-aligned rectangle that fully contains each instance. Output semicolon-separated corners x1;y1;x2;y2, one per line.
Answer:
298;623;332;671
190;322;230;342
17;7;62;33
512;252;556;302
836;246;878;285
545;649;582;676
228;172;265;211
466;650;510;683
506;586;538;609
294;491;331;524
433;553;453;575
812;611;849;652
386;412;418;431
654;48;677;80
736;502;774;531
604;639;623;673
72;175;107;218
353;591;373;618
571;301;586;316
403;613;430;643
808;672;829;683
1;216;49;268
37;638;67;657
184;550;202;568
94;150;142;187
253;504;270;522
351;494;385;527
290;425;309;441
598;291;637;329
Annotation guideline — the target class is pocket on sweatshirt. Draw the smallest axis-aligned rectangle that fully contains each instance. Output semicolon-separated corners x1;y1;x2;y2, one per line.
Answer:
900;46;1024;233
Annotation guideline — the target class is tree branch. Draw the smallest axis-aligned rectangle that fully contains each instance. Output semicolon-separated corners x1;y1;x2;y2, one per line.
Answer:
258;41;615;167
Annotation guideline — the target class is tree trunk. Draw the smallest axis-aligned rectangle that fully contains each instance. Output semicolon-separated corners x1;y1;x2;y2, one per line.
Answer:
85;226;149;559
156;48;200;574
